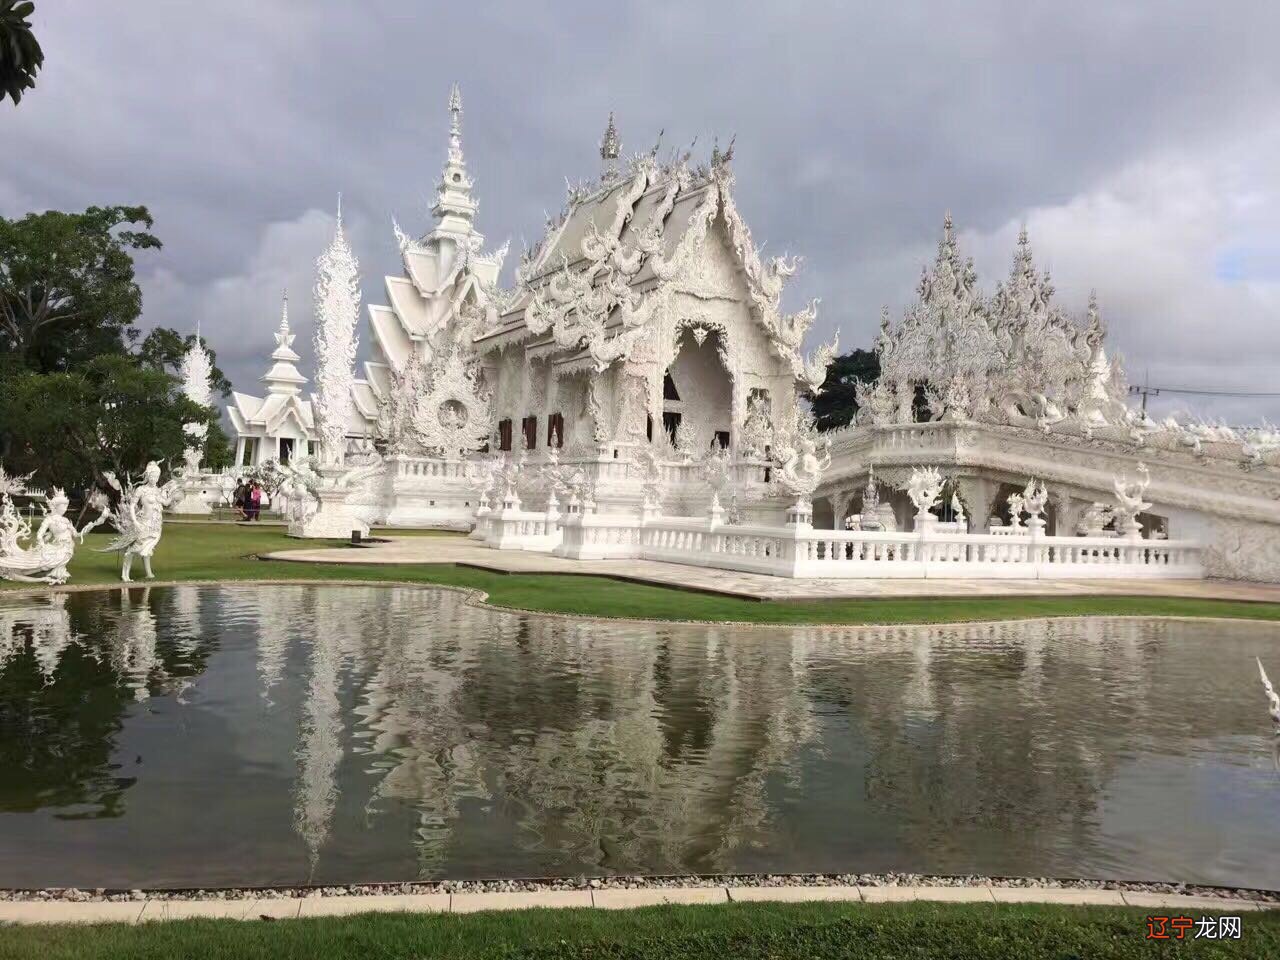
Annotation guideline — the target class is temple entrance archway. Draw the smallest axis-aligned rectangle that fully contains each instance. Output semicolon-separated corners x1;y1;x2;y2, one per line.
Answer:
662;326;732;452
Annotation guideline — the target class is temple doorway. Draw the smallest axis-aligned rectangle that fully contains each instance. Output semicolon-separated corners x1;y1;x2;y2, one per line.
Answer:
662;326;732;452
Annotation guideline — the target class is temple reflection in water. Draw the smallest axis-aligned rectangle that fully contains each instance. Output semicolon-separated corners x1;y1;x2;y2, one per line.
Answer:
0;585;1276;889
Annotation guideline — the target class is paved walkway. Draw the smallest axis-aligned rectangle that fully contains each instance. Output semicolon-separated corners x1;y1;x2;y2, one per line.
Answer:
0;885;1270;923
261;535;1280;603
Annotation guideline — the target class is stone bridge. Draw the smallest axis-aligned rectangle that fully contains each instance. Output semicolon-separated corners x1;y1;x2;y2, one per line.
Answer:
817;421;1280;583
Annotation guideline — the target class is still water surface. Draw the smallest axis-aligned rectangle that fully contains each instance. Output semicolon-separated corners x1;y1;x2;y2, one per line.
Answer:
1;585;1277;890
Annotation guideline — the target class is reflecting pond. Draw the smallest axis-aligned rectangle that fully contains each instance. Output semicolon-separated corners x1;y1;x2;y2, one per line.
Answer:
1;585;1277;890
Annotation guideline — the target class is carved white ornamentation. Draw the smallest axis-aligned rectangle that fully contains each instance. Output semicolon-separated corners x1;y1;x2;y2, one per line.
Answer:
0;486;109;584
312;199;361;466
96;462;180;581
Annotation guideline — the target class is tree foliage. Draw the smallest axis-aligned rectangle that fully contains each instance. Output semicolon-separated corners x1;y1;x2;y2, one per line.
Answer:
806;348;881;431
0;205;161;372
0;355;231;491
0;0;42;106
0;203;235;488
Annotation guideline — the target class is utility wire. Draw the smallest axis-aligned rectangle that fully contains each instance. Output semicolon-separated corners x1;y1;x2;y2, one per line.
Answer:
1129;385;1280;398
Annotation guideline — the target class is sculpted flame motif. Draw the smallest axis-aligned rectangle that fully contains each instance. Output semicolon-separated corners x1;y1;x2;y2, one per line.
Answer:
906;466;945;515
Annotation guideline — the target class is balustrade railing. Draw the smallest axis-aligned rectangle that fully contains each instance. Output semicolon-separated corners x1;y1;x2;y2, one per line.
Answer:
552;513;1203;579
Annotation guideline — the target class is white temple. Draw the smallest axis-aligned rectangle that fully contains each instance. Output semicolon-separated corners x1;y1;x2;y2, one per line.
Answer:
221;87;1280;582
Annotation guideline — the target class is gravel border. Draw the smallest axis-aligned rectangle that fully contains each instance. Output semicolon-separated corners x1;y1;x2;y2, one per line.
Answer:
2;873;1274;904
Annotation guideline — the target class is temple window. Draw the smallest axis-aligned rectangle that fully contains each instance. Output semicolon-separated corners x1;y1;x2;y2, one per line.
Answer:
547;412;564;448
240;437;258;467
522;415;538;450
663;373;681;401
714;431;730;449
279;438;295;465
498;418;513;451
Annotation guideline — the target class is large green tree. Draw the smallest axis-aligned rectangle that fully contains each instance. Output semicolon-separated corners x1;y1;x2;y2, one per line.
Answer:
0;205;161;373
806;348;881;431
0;204;234;491
0;0;42;106
0;354;231;491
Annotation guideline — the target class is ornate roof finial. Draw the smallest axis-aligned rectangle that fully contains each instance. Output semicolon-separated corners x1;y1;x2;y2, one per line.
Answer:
263;289;305;394
278;288;290;337
938;211;959;263
448;83;464;166
600;111;620;178
430;83;479;238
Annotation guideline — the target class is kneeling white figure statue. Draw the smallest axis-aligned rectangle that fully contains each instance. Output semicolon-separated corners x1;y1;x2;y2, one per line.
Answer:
96;462;181;582
0;487;110;585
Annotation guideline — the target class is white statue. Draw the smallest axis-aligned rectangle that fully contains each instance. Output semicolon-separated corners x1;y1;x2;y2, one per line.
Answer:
1006;491;1025;529
673;418;699;462
1077;501;1113;536
97;462;180;582
701;445;733;511
0;487;110;584
738;393;774;460
856;466;886;531
1021;478;1049;531
276;458;321;534
1112;462;1152;537
1259;658;1280;730
950;491;966;526
773;432;831;501
906;466;945;516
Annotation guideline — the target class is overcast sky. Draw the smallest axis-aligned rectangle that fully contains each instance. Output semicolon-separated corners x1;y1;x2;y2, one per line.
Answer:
4;1;1279;422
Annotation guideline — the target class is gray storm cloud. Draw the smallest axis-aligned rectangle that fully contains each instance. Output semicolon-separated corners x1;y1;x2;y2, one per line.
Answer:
3;0;1279;421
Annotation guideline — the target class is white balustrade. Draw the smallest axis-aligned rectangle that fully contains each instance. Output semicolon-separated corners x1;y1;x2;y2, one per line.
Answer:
485;507;562;552
549;512;1204;579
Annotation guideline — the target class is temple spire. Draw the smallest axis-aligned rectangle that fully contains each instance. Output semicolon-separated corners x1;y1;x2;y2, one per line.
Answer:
600;111;620;178
430;83;480;241
262;289;307;397
447;83;464;166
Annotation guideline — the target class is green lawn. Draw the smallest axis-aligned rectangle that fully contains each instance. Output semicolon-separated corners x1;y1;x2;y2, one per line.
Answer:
4;521;1280;627
0;901;1274;960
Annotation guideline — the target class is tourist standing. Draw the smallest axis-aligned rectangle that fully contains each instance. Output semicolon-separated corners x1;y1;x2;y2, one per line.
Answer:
232;478;248;520
248;482;262;521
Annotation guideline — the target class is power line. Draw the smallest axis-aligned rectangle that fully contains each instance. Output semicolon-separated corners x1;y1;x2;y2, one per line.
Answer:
1129;385;1280;399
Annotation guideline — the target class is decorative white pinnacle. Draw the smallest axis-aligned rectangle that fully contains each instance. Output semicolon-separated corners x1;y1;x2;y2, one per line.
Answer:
312;198;361;463
180;329;214;410
430;84;479;238
262;289;306;395
600;112;620;177
448;83;464;166
276;289;295;349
